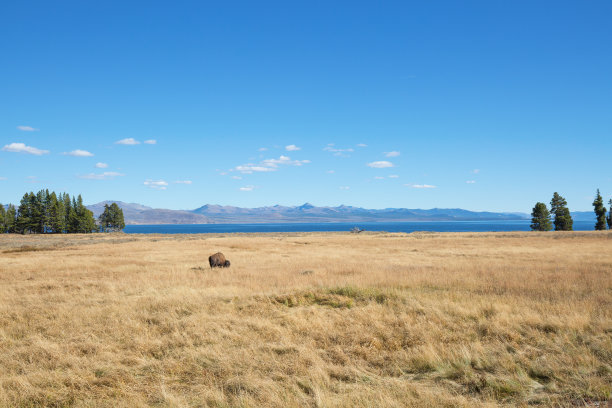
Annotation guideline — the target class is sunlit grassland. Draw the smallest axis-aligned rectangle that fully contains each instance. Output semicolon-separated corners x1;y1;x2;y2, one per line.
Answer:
0;231;610;407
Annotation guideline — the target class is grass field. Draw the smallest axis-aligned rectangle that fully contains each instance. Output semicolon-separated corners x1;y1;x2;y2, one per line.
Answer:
0;231;611;407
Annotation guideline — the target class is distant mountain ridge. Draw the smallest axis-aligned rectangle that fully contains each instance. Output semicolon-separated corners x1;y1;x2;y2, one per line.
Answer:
87;201;212;225
85;201;551;225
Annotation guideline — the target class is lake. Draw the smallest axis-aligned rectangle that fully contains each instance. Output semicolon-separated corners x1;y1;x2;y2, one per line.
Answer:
123;220;595;234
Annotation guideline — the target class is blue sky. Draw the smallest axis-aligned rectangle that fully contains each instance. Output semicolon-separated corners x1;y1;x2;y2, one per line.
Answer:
1;1;610;212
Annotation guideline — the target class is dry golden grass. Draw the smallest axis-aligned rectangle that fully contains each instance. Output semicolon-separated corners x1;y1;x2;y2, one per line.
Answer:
0;231;611;407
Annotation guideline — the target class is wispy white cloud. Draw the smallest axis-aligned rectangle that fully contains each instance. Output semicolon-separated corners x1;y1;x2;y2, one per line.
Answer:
235;165;277;174
63;149;94;157
339;186;350;190
357;143;367;147
235;155;310;173
95;162;108;168
2;142;49;155
472;169;480;174
17;126;38;132
367;161;394;168
285;144;301;151
240;185;255;191
388;174;399;178
115;138;140;145
26;176;40;183
466;180;476;184
407;184;436;189
232;176;243;180
144;179;168;190
144;139;157;145
262;155;310;167
258;147;268;151
174;180;192;184
324;144;354;157
0;177;7;181
326;170;335;174
384;151;400;157
374;176;385;180
79;172;124;180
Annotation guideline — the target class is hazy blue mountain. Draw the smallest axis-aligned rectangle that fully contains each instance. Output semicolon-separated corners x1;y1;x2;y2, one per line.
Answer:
87;201;211;225
191;203;529;223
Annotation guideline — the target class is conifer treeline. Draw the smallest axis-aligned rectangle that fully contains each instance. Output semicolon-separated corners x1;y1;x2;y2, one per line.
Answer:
531;189;612;231
0;190;123;234
531;192;573;231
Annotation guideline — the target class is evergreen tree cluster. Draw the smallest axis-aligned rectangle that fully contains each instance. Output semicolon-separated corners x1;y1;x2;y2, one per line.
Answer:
531;192;573;231
592;189;608;231
0;204;17;233
1;190;97;234
98;203;125;232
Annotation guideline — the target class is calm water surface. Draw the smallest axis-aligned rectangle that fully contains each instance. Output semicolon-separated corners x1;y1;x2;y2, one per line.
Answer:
124;220;594;234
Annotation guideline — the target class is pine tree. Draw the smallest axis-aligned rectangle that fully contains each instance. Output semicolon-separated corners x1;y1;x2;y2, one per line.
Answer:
608;199;612;230
99;204;111;232
99;203;125;232
110;203;125;231
530;202;552;231
0;205;5;233
5;205;16;233
63;193;73;233
550;192;573;231
593;189;607;231
15;193;32;234
73;195;96;233
48;192;65;233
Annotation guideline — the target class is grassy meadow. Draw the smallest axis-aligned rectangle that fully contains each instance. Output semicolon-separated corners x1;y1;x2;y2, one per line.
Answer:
0;231;611;407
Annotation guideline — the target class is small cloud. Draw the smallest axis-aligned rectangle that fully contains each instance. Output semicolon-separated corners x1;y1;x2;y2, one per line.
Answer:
240;185;255;191
472;169;480;174
63;149;94;157
115;138;140;145
285;144;301;151
466;180;476;184
0;177;7;181
2;142;49;155
174;180;192;184
236;155;310;173
384;151;400;157
232;176;242;180
407;184;436;189
262;155;310;167
324;145;354;156
144;179;168;190
79;172;124;180
326;170;335;174
26;176;40;183
374;176;385;180
339;186;350;190
235;165;277;174
144;139;157;145
388;175;399;178
258;147;268;151
357;143;367;147
367;161;394;168
17;126;38;132
95;162;108;168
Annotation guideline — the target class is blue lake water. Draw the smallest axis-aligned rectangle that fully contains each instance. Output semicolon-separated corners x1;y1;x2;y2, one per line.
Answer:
124;220;595;234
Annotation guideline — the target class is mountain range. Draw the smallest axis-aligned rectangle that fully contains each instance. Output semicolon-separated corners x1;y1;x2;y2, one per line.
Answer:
85;201;551;225
1;201;597;225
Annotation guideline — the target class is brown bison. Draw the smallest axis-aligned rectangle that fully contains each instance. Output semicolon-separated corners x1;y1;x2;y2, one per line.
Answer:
209;252;230;268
